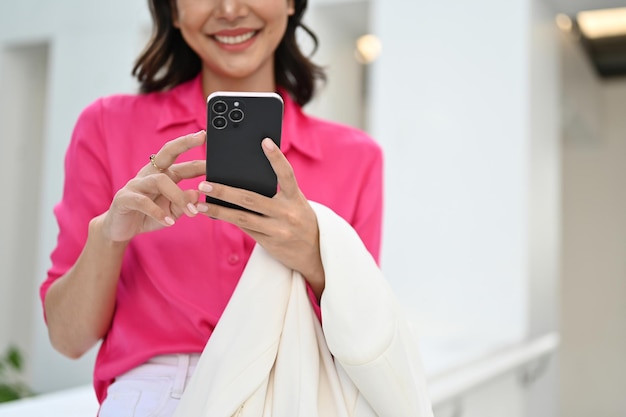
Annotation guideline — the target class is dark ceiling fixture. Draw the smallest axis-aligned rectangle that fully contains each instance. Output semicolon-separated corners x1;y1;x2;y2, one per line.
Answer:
580;34;626;78
562;8;626;79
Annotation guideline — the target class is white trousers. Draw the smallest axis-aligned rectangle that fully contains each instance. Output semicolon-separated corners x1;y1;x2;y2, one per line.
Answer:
98;354;200;417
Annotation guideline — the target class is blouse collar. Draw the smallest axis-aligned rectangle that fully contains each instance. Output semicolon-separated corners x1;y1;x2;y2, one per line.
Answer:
156;74;323;160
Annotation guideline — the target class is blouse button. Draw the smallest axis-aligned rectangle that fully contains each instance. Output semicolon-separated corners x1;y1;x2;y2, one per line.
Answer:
227;254;240;265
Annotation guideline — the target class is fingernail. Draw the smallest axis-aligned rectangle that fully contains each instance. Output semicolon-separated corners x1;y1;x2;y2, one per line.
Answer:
187;203;198;215
193;130;205;137
262;138;276;151
164;216;175;226
196;203;210;213
199;182;213;193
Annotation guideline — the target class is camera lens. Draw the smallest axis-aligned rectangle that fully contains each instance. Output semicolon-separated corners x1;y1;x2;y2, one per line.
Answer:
229;108;244;123
212;116;227;130
212;100;227;114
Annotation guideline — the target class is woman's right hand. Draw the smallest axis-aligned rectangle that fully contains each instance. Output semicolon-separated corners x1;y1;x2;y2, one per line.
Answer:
101;130;207;243
45;130;207;358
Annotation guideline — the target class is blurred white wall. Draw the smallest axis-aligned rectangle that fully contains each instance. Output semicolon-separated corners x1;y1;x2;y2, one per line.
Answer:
0;42;48;375
369;0;538;356
304;1;368;130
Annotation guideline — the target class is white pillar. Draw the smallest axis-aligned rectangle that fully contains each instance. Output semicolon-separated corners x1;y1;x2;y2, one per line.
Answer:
368;0;560;384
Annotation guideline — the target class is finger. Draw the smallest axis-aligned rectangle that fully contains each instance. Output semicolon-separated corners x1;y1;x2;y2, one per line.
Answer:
167;160;206;183
239;226;270;244
179;189;203;217
199;181;271;216
261;138;299;197
148;130;206;172
203;200;271;235
155;188;203;222
114;191;175;227
141;160;206;184
129;174;198;217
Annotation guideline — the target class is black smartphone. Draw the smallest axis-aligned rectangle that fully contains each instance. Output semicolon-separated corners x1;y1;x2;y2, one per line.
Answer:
205;91;284;210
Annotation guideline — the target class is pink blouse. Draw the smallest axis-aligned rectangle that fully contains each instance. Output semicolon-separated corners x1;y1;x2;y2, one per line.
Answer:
40;75;384;403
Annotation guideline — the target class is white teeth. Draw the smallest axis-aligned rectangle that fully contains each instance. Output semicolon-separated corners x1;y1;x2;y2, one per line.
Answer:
214;31;256;45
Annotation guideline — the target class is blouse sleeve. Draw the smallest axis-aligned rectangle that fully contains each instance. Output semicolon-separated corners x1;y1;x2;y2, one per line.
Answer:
39;98;114;311
351;139;384;265
309;137;384;319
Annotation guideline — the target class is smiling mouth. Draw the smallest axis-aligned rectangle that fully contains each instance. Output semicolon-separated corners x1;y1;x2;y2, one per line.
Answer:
212;31;259;45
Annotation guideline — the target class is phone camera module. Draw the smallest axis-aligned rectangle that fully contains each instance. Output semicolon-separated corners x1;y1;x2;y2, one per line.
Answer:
212;100;227;114
229;108;244;123
212;115;227;130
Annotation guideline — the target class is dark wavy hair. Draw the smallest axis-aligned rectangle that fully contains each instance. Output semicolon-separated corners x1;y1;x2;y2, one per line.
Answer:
132;0;326;106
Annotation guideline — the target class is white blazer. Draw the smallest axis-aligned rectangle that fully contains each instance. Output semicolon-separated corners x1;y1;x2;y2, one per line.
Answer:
174;202;434;417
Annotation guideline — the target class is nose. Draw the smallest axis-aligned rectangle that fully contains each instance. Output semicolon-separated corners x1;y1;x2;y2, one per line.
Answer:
214;0;248;22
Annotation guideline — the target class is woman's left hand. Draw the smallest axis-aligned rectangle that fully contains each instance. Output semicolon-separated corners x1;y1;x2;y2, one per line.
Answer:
197;138;325;299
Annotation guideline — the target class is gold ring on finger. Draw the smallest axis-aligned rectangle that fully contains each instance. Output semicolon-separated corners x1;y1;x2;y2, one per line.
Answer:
149;154;166;172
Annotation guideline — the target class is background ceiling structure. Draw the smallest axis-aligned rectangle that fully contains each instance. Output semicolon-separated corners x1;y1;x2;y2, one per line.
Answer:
312;0;626;79
550;0;626;78
549;0;624;15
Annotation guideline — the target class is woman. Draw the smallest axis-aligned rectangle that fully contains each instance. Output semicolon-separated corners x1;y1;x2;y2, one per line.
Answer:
40;0;383;415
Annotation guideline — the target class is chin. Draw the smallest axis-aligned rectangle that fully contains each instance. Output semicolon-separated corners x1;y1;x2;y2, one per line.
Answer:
207;61;269;83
